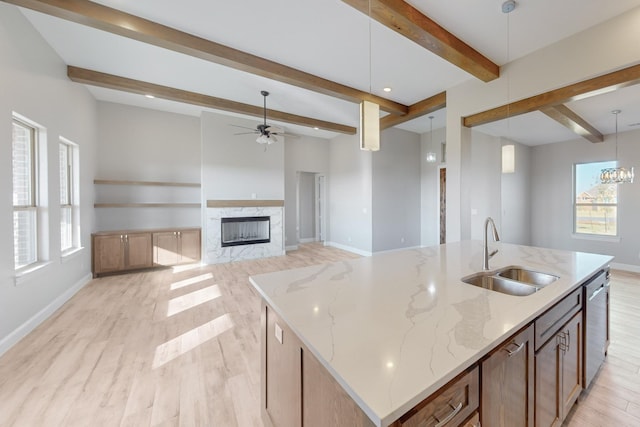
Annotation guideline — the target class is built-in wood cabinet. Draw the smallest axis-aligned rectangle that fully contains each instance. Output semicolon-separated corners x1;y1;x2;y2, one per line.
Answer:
153;229;201;266
481;324;535;427
535;312;583;427
462;412;480;427
92;228;200;277
93;232;152;276
394;366;479;427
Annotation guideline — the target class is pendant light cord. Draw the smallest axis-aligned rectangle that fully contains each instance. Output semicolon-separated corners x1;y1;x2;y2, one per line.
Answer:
368;0;372;95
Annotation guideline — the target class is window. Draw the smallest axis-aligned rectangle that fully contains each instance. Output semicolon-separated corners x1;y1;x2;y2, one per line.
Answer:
59;139;79;253
574;161;617;236
12;118;38;269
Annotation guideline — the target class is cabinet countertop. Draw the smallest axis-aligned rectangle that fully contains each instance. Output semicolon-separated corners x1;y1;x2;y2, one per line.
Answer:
249;241;613;427
92;227;201;236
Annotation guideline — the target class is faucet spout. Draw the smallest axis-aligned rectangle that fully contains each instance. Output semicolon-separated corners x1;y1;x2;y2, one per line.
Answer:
483;217;501;270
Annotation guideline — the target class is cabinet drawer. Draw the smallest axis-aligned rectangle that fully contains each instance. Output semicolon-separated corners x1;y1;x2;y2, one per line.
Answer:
397;366;479;427
535;287;582;350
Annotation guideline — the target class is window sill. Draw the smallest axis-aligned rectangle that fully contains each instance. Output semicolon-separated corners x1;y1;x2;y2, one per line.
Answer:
571;233;621;243
61;246;85;263
14;261;53;286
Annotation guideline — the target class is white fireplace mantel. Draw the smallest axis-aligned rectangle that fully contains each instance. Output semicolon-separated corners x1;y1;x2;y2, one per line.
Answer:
205;200;285;264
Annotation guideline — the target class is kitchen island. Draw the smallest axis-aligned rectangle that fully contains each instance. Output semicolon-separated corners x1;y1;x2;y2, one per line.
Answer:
249;241;613;427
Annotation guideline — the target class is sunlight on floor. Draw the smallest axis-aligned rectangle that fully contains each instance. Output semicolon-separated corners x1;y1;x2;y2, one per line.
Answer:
172;263;204;274
170;273;214;290
167;284;221;317
152;313;234;369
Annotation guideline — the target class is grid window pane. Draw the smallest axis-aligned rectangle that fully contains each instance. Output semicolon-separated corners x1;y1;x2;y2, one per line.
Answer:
14;209;37;268
574;161;618;236
60;206;73;252
12;121;34;207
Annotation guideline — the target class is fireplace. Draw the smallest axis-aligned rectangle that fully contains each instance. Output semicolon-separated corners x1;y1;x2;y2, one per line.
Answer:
221;216;271;247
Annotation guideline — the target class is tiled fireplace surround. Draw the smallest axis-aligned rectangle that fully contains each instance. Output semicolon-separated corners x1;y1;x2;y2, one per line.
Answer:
205;200;285;264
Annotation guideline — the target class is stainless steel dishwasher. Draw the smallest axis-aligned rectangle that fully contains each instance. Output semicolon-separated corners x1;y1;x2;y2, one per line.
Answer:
583;268;610;388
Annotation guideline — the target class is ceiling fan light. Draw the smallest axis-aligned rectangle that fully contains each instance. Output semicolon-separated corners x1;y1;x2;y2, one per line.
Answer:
256;134;268;144
268;135;277;144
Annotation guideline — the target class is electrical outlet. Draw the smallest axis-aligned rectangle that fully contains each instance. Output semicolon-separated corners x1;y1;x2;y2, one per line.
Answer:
275;323;283;344
347;236;352;243
401;237;405;243
251;193;257;199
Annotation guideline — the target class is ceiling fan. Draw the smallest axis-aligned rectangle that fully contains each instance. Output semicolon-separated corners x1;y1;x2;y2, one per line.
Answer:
232;90;293;144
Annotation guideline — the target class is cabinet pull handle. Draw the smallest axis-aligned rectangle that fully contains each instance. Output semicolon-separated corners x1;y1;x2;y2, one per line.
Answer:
566;330;570;352
589;285;605;301
434;402;463;427
558;332;568;353
504;341;525;357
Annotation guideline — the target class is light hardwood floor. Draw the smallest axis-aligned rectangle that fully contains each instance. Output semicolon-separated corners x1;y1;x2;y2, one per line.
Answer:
0;245;638;426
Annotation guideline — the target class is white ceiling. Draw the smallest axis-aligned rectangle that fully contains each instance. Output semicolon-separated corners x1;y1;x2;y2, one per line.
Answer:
18;0;640;142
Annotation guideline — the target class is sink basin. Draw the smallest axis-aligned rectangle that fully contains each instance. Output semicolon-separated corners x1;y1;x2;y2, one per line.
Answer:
461;273;538;296
497;267;559;287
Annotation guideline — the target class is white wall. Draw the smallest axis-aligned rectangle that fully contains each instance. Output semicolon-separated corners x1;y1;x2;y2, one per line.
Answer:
445;6;640;243
284;135;330;247
0;4;97;354
201;112;284;201
95;102;201;230
372;128;421;251
420;127;446;247
531;128;640;267
468;132;502;240
328;134;373;254
501;141;532;245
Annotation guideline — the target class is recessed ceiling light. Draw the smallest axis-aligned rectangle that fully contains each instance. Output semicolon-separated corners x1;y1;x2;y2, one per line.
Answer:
383;87;392;92
313;127;319;130
145;94;155;99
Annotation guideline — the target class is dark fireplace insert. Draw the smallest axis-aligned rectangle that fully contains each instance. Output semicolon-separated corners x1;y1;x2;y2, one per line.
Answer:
221;216;270;247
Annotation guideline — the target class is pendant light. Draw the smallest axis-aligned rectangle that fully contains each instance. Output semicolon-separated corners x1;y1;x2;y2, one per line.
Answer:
600;109;634;184
501;0;516;174
426;116;436;163
360;0;380;151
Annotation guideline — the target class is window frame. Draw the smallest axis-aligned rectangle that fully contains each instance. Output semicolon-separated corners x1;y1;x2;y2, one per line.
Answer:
58;137;80;255
573;161;619;237
12;118;39;270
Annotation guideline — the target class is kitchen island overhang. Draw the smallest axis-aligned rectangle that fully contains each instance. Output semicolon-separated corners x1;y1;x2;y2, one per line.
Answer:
250;241;613;427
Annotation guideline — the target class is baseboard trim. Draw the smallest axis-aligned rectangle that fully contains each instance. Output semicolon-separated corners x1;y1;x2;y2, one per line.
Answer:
325;241;372;257
373;245;422;255
611;262;640;274
298;238;316;244
0;273;92;358
285;245;299;251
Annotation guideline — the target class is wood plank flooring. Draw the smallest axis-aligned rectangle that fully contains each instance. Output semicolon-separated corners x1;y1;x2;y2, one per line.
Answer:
0;245;638;426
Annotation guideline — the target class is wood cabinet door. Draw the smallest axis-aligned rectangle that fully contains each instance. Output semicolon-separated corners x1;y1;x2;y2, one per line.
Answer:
265;306;301;427
125;233;152;269
535;333;562;427
153;232;179;266
178;230;201;263
462;412;480;427
560;312;583;419
94;234;124;274
482;324;534;427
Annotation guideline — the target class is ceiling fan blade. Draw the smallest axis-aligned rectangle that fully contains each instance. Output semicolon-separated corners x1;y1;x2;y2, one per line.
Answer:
229;124;259;131
271;131;300;139
265;126;284;133
234;132;258;135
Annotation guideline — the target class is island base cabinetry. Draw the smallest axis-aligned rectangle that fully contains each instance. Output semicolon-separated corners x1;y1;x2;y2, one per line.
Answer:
481;324;535;427
262;303;373;427
393;367;479;427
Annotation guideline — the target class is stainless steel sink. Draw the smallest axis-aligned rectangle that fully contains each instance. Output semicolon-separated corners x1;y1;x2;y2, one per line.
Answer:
496;267;559;287
462;273;538;296
461;266;559;296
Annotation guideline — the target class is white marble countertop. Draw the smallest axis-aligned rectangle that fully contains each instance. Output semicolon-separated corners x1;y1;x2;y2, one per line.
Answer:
249;241;613;427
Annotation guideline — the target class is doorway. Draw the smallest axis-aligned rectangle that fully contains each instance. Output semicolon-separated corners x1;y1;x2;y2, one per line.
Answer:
296;171;326;244
439;168;446;244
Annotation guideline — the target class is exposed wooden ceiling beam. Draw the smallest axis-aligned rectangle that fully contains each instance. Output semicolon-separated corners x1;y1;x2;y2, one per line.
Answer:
67;66;356;135
380;91;446;130
541;104;603;143
342;0;499;82
4;0;409;115
463;63;640;127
